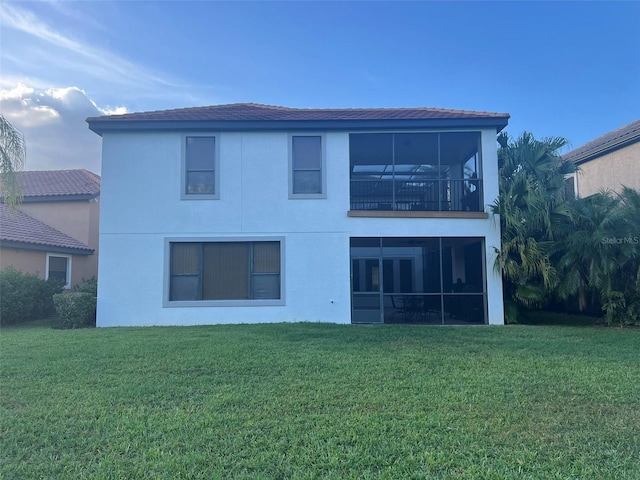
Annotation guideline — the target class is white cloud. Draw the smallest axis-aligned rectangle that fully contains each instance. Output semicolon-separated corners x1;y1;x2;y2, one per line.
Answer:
0;3;182;100
0;83;124;173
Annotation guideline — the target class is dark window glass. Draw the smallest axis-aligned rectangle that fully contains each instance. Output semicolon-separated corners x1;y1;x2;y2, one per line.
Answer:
48;256;68;283
292;136;322;194
185;137;215;195
565;177;576;199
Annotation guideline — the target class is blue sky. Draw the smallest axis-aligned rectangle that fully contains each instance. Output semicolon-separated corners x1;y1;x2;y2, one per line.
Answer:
1;1;638;173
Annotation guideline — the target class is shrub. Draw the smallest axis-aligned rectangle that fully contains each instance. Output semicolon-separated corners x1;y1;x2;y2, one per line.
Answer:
53;292;96;329
0;267;64;325
74;276;97;296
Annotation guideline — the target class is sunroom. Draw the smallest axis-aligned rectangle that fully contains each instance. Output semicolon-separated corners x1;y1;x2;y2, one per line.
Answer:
349;132;483;212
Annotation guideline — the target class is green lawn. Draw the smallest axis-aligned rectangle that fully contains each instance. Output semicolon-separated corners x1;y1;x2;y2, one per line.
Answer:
1;322;639;479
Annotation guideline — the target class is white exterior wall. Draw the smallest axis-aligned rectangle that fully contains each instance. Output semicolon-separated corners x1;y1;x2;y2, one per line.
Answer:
97;129;504;326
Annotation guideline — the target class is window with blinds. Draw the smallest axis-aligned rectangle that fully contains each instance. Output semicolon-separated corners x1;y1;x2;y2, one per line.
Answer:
169;241;281;302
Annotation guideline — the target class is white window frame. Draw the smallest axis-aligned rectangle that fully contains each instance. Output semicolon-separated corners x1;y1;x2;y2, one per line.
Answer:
565;173;578;198
164;237;286;307
181;134;220;200
289;134;326;199
46;253;72;289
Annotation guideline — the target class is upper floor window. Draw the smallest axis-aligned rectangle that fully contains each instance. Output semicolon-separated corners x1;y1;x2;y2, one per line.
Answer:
349;132;483;212
564;174;577;199
290;135;325;198
182;136;219;199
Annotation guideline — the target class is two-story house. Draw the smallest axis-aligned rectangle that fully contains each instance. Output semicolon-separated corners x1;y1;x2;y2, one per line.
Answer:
0;169;100;289
87;103;508;327
562;119;640;198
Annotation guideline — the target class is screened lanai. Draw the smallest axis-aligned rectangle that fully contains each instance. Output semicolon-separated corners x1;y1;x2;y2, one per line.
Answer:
351;237;487;324
349;132;483;212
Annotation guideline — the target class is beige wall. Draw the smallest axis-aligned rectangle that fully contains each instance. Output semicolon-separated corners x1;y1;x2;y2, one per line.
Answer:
18;199;99;250
0;248;46;278
577;142;640;197
0;247;95;289
2;197;100;288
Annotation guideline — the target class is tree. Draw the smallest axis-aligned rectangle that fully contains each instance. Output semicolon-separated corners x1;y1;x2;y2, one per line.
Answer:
0;114;26;208
491;131;576;321
557;188;640;325
555;191;622;313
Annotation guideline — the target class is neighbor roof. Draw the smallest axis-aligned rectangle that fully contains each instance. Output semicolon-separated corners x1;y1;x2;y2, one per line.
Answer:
11;169;101;202
562;119;640;165
0;204;93;255
87;103;510;134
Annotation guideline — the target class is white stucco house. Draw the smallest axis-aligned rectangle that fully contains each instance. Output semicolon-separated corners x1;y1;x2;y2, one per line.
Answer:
87;103;509;327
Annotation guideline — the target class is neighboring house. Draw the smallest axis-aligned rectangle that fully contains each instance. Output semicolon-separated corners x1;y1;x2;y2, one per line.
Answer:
562;119;640;198
87;103;509;327
0;170;100;289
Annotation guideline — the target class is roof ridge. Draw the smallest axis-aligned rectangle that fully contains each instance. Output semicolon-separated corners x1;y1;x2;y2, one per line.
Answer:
563;119;640;161
89;102;510;118
226;103;509;117
581;119;640;146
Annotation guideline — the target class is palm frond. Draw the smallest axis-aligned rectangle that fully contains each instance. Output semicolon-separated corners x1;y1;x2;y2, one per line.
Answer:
0;114;25;208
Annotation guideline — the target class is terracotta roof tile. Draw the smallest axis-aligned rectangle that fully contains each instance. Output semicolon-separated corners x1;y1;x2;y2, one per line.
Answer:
0;204;93;253
562;119;640;164
15;169;101;199
87;102;509;123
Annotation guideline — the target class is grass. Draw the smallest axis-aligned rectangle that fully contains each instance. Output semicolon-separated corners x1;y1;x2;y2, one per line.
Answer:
1;322;639;479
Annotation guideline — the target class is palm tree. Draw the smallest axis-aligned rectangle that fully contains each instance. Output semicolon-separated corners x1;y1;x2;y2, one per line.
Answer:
616;187;640;325
492;131;576;321
556;187;640;325
555;192;621;312
0;114;26;208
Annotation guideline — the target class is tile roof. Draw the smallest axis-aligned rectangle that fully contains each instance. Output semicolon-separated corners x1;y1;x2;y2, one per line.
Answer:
0;204;93;253
87;103;510;134
14;169;101;199
562;119;640;164
88;102;510;122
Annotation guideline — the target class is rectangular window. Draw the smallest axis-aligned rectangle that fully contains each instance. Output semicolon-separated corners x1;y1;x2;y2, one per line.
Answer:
564;174;576;199
183;136;219;199
349;132;483;212
46;254;71;289
168;240;282;304
290;135;325;198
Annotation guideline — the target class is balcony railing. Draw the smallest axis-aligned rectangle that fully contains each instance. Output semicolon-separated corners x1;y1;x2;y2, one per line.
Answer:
350;178;483;212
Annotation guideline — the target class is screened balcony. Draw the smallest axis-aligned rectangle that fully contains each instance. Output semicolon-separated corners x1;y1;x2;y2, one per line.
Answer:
349;132;483;212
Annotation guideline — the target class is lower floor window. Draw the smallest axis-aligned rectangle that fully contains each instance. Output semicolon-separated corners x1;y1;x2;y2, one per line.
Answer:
46;254;71;288
169;241;281;302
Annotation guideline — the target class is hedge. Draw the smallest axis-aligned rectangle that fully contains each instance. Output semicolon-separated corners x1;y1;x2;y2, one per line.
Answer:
0;267;64;325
